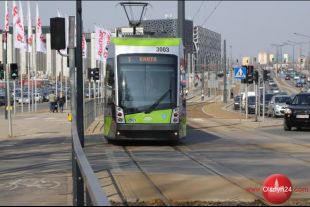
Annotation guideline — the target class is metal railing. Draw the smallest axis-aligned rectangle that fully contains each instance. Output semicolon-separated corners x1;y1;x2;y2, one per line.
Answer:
72;122;111;206
84;98;104;130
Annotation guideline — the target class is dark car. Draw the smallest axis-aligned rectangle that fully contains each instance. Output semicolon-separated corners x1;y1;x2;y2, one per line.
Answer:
234;95;241;110
247;96;256;114
285;75;291;80
284;93;310;131
296;82;303;88
0;95;5;106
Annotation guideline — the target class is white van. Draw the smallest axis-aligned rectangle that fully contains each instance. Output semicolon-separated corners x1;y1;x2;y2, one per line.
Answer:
241;91;256;110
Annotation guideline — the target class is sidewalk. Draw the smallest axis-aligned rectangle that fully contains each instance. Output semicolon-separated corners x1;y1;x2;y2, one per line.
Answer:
201;101;283;128
0;111;72;205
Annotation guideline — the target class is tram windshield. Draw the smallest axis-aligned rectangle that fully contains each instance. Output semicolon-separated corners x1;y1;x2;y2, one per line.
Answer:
118;54;178;114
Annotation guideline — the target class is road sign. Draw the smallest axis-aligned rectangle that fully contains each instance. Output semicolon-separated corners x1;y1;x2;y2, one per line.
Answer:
234;67;247;80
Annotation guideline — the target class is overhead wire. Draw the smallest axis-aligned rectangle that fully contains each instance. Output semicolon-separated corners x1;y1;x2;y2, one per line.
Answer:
191;1;206;21
201;1;222;27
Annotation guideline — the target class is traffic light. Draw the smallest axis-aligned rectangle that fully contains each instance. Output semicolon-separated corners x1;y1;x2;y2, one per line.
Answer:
93;68;100;81
0;64;4;80
253;70;259;83
241;65;248;84
246;65;254;84
50;17;66;50
88;68;93;80
10;63;18;80
263;70;269;81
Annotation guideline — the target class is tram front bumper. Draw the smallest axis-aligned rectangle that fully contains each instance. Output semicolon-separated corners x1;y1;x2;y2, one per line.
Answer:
115;123;181;140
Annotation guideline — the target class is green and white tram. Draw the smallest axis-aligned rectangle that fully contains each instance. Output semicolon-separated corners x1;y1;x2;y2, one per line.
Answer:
104;38;186;141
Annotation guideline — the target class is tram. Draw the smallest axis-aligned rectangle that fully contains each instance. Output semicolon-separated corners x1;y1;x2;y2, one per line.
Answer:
103;37;186;141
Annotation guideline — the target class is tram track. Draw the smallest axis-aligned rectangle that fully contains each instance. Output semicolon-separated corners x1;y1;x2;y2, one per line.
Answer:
122;146;173;206
171;144;268;206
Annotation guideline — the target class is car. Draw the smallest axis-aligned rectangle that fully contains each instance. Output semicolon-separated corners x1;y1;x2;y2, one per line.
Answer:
247;96;256;114
296;82;303;88
0;94;5;106
285;75;290;80
267;95;292;118
34;93;43;103
284;92;310;131
270;86;280;94
260;93;274;114
233;95;241;110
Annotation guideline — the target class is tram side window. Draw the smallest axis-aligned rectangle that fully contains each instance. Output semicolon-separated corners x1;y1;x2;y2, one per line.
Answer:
106;58;115;87
106;58;115;105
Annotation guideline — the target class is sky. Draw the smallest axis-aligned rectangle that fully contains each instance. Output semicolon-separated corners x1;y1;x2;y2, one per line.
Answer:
1;1;310;60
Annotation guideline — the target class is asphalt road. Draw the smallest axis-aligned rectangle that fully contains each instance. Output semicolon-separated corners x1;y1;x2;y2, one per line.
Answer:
84;102;310;206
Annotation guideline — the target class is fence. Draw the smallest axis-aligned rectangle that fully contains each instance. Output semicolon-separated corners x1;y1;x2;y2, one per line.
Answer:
84;98;104;130
72;119;111;206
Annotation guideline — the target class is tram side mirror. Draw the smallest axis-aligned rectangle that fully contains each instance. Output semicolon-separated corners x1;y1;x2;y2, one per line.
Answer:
286;100;291;105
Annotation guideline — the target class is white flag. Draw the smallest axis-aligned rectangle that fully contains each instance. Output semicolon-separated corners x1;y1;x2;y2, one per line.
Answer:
27;1;32;53
95;25;101;61
103;30;111;62
82;33;87;59
12;1;22;49
4;1;9;49
18;1;26;51
36;3;46;53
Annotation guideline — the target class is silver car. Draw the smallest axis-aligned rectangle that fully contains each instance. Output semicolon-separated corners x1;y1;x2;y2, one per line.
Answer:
267;95;292;118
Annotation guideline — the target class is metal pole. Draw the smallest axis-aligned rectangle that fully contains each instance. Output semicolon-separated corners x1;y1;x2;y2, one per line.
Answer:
65;75;68;110
201;57;205;101
255;82;258;122
263;77;265;122
93;80;96;117
245;83;248;120
223;40;227;103
4;70;8;120
61;56;63;96
3;31;8;120
6;65;12;137
34;56;37;112
20;68;23;113
56;70;58;98
76;0;85;204
292;45;295;72
28;52;31;112
88;81;91;100
177;0;185;43
13;80;16;114
69;15;80;206
12;19;16;115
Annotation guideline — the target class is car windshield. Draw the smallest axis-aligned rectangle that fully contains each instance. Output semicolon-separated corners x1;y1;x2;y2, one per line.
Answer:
261;94;273;102
275;96;291;103
292;95;310;105
234;96;240;101
248;96;256;102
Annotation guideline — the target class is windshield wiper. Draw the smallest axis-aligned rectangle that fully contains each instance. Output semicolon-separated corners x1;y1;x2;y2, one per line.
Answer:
145;88;171;114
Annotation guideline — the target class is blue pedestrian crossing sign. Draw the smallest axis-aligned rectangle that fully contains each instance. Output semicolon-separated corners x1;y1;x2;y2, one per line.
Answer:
234;67;247;80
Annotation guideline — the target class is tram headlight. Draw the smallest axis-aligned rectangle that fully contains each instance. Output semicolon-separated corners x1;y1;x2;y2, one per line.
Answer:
171;108;179;123
116;107;125;124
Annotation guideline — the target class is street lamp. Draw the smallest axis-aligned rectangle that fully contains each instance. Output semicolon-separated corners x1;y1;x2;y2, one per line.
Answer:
283;41;295;71
293;32;310;75
270;43;286;76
